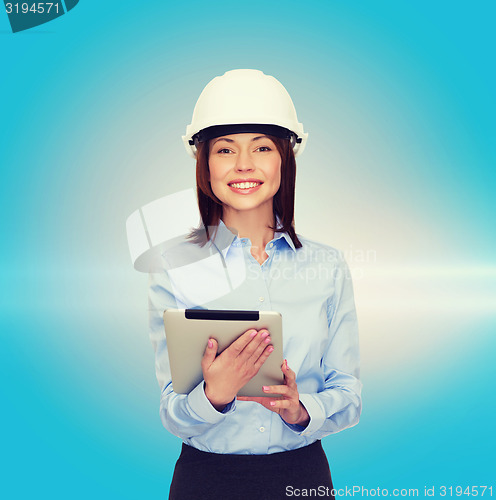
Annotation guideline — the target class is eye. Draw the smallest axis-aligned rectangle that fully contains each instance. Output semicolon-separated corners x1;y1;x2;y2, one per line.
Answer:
256;146;272;152
216;148;232;154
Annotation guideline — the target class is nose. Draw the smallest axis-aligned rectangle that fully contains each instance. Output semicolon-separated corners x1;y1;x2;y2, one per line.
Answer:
235;150;255;172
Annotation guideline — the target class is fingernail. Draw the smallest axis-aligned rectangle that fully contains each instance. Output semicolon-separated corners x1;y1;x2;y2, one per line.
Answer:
285;359;288;368
250;330;258;337
264;336;271;343
270;401;276;406
267;346;274;353
261;331;269;338
208;339;213;348
262;386;269;391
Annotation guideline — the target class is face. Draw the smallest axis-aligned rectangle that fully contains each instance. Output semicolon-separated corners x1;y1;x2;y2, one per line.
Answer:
208;133;282;215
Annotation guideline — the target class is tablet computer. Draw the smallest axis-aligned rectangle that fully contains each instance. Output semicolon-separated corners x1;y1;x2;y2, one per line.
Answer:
163;309;284;397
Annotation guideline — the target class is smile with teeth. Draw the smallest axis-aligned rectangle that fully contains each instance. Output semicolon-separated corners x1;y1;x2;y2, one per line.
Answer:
229;182;262;189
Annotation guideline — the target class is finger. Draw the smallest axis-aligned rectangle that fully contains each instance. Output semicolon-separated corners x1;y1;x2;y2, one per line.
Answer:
269;399;294;409
253;343;275;372
262;385;291;396
237;329;271;361
282;359;296;383
246;330;272;362
237;396;265;403
225;328;258;357
201;338;218;369
238;396;280;411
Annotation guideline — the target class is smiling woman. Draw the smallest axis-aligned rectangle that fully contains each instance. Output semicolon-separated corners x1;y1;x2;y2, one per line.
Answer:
148;69;362;500
192;126;300;265
210;134;281;201
207;133;283;264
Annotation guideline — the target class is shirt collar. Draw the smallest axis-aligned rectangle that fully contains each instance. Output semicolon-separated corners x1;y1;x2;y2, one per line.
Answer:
211;217;297;254
272;214;297;252
274;229;297;252
209;219;237;257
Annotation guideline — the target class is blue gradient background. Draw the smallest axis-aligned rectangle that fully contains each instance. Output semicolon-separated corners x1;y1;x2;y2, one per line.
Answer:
1;1;495;498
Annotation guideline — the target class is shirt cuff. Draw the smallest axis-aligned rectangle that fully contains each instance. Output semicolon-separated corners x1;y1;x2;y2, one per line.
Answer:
187;381;236;423
282;393;326;437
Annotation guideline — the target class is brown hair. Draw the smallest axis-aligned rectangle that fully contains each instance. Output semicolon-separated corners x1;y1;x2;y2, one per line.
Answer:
187;135;302;249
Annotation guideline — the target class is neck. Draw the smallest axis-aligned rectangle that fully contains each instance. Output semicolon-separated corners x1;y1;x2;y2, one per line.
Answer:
221;202;275;252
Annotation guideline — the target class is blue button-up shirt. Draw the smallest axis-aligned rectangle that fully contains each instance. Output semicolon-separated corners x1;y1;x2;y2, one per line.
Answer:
148;219;362;454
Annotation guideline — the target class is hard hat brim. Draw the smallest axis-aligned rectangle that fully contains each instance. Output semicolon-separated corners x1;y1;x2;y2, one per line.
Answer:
190;124;297;145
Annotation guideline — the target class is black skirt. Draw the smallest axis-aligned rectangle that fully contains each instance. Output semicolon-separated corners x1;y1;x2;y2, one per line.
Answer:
169;440;334;500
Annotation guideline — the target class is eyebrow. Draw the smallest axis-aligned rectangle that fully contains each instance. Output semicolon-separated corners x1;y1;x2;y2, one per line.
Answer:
211;135;268;146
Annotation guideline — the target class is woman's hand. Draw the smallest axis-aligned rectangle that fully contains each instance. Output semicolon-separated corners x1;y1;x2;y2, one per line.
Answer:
202;329;274;411
238;359;310;427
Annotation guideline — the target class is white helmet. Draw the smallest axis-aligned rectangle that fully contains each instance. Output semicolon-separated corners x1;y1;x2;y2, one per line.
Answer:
183;69;308;158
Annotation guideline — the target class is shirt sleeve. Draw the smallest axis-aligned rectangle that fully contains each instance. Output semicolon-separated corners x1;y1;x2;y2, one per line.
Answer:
283;253;362;439
148;268;236;439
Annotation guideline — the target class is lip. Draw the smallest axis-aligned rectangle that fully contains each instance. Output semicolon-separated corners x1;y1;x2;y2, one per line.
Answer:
227;179;264;195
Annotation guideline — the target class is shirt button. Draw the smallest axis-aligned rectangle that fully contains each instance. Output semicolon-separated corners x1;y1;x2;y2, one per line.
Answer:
259;296;265;302
259;426;265;433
